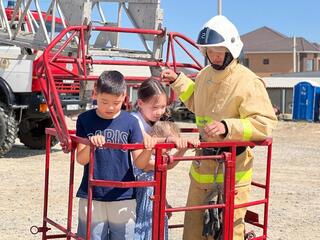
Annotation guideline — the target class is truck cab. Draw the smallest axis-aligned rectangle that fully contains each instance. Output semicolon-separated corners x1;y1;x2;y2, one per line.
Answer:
0;7;87;156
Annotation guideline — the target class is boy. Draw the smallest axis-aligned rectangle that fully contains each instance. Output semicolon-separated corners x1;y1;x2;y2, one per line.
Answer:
76;70;154;240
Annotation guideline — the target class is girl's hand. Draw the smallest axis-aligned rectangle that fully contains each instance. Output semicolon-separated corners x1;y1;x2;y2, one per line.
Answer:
89;135;105;147
160;69;178;82
143;134;157;150
187;138;201;147
166;136;188;149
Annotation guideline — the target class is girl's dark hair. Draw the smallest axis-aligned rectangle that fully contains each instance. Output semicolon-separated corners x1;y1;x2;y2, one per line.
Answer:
137;78;167;102
96;70;126;95
136;78;173;121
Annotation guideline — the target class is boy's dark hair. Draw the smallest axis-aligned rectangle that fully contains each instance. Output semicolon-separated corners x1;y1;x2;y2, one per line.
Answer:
96;70;126;96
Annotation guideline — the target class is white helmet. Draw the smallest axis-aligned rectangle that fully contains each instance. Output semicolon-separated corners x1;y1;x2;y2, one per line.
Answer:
196;15;243;59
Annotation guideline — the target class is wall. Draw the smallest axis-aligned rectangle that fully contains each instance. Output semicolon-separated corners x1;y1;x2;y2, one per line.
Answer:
267;88;293;114
245;52;320;77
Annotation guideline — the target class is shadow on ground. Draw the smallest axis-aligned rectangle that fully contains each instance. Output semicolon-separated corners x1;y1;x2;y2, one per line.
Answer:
2;144;61;159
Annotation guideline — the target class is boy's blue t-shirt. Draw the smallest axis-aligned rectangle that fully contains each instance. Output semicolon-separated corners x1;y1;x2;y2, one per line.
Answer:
76;109;143;201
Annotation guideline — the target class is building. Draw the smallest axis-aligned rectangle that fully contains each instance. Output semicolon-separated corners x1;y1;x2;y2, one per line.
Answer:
242;27;320;77
263;72;320;116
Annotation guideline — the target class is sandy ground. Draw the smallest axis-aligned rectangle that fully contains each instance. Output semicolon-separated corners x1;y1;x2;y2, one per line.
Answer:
0;120;319;240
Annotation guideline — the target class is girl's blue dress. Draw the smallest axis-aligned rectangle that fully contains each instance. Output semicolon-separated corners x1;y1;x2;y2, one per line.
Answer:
131;111;169;239
134;167;168;240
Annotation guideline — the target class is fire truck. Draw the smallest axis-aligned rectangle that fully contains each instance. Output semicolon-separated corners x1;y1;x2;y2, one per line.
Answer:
0;2;273;240
0;0;199;156
0;2;86;156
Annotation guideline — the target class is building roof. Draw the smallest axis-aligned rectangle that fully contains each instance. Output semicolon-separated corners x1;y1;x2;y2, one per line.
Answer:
242;26;320;53
263;77;320;88
271;71;320;78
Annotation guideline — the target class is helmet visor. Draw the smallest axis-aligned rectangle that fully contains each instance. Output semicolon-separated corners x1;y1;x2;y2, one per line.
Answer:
197;27;225;45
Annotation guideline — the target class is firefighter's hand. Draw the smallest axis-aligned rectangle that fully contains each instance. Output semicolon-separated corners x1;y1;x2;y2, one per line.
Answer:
204;121;226;137
89;135;105;147
161;69;178;82
143;134;157;150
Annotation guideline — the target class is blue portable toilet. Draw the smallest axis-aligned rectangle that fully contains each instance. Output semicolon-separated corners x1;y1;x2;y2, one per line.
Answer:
7;0;16;8
292;81;320;122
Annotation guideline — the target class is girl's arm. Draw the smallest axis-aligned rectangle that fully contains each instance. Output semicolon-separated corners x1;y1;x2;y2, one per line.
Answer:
132;148;153;170
167;138;200;169
131;135;188;172
131;132;157;170
142;136;189;171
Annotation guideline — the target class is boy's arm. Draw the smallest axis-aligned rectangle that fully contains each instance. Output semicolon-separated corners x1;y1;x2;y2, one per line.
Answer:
76;116;91;165
76;143;90;165
76;135;105;165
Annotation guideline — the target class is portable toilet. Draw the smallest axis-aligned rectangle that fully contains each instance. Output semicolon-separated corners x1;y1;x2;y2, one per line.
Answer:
292;81;320;122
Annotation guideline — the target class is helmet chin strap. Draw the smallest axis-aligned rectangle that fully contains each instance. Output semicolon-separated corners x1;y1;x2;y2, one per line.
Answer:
207;52;234;70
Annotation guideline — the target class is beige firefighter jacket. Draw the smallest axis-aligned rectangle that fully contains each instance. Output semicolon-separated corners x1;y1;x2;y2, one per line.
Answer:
170;60;278;189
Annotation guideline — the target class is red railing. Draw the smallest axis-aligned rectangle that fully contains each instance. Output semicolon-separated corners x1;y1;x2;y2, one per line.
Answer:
37;25;203;153
31;128;273;240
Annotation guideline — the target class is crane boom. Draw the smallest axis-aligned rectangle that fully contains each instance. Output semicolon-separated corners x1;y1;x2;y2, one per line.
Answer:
0;0;163;60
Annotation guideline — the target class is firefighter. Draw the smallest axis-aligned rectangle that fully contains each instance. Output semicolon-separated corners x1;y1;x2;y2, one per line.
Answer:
161;15;278;240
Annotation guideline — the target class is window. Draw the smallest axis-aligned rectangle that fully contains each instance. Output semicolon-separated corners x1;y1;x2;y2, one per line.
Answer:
243;58;249;68
33;21;64;35
263;58;269;65
306;59;313;71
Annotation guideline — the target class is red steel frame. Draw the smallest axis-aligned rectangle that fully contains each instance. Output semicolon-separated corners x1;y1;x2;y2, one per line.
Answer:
31;25;274;240
32;128;273;240
36;25;202;153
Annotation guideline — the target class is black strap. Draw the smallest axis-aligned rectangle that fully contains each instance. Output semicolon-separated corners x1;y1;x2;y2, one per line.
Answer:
202;146;246;156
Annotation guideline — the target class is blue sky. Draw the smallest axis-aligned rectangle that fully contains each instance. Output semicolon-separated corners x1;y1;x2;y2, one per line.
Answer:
161;0;320;44
35;0;320;62
37;0;320;43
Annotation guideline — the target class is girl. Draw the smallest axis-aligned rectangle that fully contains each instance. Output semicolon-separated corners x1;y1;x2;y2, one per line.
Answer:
131;79;200;240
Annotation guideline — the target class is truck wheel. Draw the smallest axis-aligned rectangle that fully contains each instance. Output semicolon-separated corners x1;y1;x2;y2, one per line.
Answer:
0;106;18;156
18;118;58;150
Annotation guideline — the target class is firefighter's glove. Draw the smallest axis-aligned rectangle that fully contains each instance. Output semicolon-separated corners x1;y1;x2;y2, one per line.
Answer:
202;196;222;240
202;200;222;238
202;204;214;236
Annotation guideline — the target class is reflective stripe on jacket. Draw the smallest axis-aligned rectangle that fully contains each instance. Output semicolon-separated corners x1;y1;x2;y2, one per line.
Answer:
170;60;277;188
190;164;252;184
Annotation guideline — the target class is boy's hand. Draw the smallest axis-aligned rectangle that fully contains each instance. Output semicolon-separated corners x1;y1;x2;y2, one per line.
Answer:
161;69;178;82
89;135;105;147
143;134;157;150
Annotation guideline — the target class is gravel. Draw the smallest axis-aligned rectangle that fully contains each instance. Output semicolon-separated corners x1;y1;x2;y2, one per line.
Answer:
0;120;319;240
